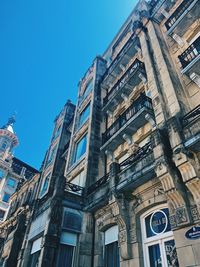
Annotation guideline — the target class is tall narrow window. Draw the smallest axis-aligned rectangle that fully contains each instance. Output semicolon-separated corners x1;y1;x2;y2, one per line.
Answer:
73;134;87;163
0;169;4;179
78;104;90;128
104;225;120;267
40;173;51;197
46;145;57;166
0;209;5;221
2;193;11;203
82;80;93;99
57;232;77;267
28;237;42;267
7;177;16;188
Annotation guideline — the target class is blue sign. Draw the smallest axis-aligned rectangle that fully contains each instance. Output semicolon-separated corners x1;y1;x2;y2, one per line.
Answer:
185;226;200;240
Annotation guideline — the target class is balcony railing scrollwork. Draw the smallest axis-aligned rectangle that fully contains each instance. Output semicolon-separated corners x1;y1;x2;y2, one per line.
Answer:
103;59;145;106
102;94;153;144
119;142;153;170
87;174;109;195
65;182;85;195
178;37;200;69
165;0;196;31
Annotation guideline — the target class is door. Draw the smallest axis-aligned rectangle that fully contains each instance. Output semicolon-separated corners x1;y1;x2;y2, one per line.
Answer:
141;206;179;267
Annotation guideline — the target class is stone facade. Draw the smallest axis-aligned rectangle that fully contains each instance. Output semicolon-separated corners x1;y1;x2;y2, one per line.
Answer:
1;0;200;266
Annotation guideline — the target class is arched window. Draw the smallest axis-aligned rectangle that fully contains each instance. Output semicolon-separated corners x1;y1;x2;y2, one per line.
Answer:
141;205;179;267
104;225;120;267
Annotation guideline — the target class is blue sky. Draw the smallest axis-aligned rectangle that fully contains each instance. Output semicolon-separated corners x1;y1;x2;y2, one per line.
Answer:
0;0;137;169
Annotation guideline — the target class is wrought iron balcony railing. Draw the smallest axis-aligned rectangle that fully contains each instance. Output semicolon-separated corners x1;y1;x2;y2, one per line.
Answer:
103;59;144;106
87;174;109;195
119;142;153;169
102;94;153;144
178;37;200;69
65;182;84;196
165;0;195;30
182;105;200;127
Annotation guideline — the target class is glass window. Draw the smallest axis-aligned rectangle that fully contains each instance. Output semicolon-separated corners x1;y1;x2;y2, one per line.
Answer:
78;104;90;128
104;226;120;267
83;80;93;99
53;125;61;140
29;237;42;267
57;232;77;267
46;145;57;166
0;169;4;179
73;134;87;163
0;209;5;220
1;141;8;150
7;178;16;188
40;173;51;197
2;193;11;203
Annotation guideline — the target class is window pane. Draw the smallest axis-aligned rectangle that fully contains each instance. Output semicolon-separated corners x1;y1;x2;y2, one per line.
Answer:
105;241;120;267
83;80;93;99
40;173;51;197
2;193;11;203
0;209;5;220
148;244;162;267
78;104;90;128
7;178;16;188
74;135;87;163
164;240;179;267
57;244;74;267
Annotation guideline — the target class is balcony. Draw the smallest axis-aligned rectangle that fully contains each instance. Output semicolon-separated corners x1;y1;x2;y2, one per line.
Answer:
87;174;109;195
116;142;155;192
65;182;85;196
102;59;146;112
101;94;154;151
182;105;200;151
178;36;200;75
165;0;200;36
102;35;140;88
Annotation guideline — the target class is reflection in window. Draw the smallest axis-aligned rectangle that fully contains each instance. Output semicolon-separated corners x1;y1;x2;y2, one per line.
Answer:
73;134;87;163
78;104;90;128
46;145;57;166
2;193;11;203
53;125;61;140
40;173;51;197
82;80;93;100
7;178;16;188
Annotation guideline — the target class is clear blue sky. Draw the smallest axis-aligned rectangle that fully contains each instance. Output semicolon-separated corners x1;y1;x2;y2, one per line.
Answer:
0;0;137;170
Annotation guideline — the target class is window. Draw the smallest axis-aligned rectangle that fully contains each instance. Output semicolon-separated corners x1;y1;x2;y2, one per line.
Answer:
73;134;87;163
53;125;61;140
40;173;51;197
82;80;93;99
71;171;85;188
46;145;57;166
57;232;77;267
0;169;4;179
78;104;90;128
104;225;120;267
2;193;11;203
28;237;42;267
0;209;5;220
141;206;179;267
1;141;8;150
7;178;16;188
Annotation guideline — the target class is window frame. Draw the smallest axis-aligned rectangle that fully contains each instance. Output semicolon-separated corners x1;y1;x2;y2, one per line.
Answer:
73;134;88;164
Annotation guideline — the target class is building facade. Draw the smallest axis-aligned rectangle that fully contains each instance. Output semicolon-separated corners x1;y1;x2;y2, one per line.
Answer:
1;0;200;266
0;117;39;222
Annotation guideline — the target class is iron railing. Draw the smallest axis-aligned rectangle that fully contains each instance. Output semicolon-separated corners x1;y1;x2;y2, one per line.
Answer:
102;94;153;144
103;59;144;106
87;174;109;195
182;105;200;127
65;182;85;195
165;0;195;30
120;142;153;169
178;36;200;69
